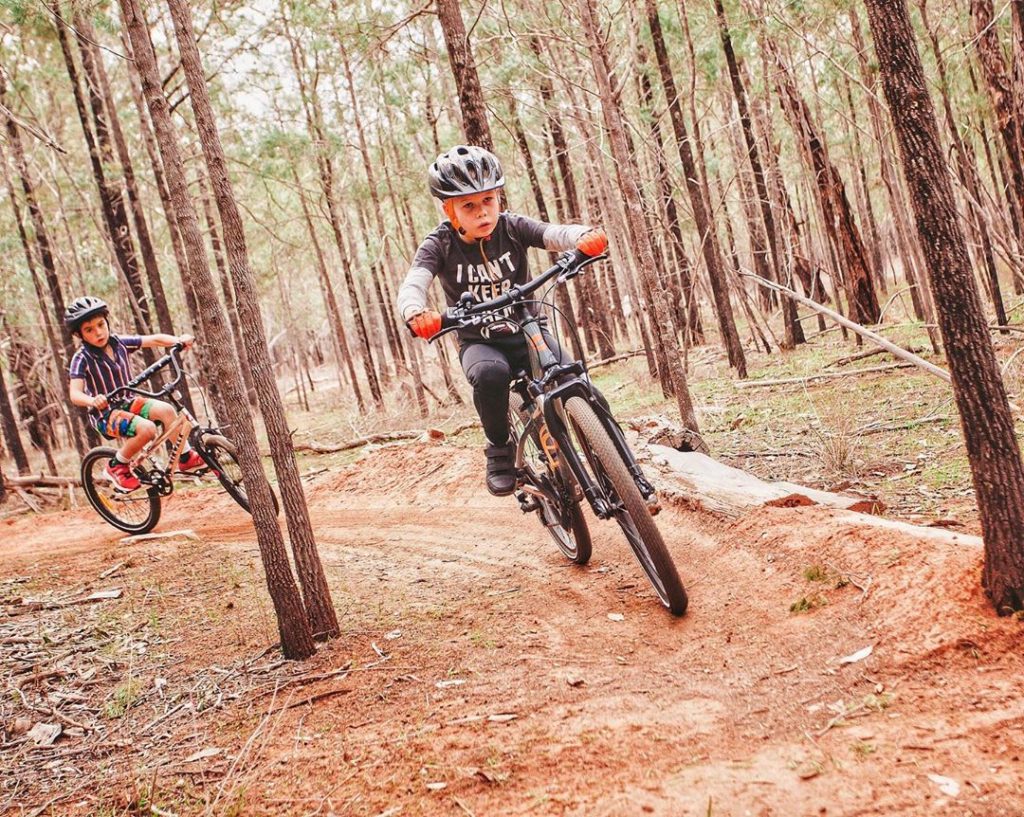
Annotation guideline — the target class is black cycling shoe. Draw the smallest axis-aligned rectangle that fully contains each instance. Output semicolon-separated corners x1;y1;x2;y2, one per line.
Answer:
484;443;516;496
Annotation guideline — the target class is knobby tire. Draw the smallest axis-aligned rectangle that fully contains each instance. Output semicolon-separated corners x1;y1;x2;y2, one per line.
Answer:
509;393;592;565
563;397;688;615
81;446;161;534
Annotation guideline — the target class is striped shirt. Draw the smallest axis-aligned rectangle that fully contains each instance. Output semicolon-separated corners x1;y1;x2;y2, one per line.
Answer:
68;334;143;416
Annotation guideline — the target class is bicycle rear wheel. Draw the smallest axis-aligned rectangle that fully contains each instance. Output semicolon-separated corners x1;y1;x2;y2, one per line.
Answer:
81;446;162;535
195;434;277;515
509;393;591;565
563;397;687;615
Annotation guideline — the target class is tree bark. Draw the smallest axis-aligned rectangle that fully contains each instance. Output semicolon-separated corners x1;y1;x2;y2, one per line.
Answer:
713;0;802;347
580;0;701;432
75;11;175;339
771;48;881;326
435;0;494;151
196;168;257;405
866;0;1024;613
119;0;315;659
167;0;339;640
645;0;747;377
52;4;153;351
0;356;30;475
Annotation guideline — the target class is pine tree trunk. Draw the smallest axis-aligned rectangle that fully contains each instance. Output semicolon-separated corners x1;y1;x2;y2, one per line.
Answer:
0;80;88;455
196;170;257;405
293;166;363;408
645;0;746;377
283;20;382;407
0;357;29;475
772;49;881;326
971;0;1024;249
866;0;1024;614
119;0;315;658
579;0;701;431
75;11;175;338
919;0;1009;328
436;0;494;150
849;7;940;339
53;5;153;350
166;0;339;640
714;0;802;346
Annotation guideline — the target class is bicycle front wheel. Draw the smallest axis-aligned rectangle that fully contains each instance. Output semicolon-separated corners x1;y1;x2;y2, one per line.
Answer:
509;392;591;565
195;434;278;516
81;447;162;535
563;397;687;615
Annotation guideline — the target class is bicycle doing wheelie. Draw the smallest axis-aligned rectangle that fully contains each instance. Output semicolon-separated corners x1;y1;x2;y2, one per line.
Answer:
80;344;264;535
429;249;688;616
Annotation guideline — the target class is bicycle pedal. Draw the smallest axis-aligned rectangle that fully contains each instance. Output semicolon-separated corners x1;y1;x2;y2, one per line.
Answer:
646;495;662;516
515;491;539;513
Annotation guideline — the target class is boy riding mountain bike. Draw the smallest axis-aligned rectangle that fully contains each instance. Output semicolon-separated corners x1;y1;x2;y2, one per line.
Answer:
65;296;204;492
398;144;609;496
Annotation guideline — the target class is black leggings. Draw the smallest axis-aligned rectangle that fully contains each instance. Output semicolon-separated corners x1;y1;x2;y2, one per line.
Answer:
459;333;609;446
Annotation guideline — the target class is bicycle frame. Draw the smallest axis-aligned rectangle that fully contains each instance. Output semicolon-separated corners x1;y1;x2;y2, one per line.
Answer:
105;345;211;493
513;311;651;521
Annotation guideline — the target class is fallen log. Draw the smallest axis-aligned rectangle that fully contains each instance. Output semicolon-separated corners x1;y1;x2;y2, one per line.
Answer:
740;272;951;384
293;421;477;454
735;362;914;389
649;446;884;516
6;474;81;487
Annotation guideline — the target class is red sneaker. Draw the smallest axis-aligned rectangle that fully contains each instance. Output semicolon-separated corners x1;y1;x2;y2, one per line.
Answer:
105;459;141;492
178;449;206;473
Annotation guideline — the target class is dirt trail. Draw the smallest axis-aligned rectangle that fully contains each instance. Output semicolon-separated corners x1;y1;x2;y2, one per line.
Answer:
2;443;1023;816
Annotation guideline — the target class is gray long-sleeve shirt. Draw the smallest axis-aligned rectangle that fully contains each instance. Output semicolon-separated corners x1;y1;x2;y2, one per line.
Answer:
397;212;589;342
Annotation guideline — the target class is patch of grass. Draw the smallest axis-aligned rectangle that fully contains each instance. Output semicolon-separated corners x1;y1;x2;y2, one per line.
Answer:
790;593;828;614
862;692;894;711
850;741;877;758
803;564;828;582
469;629;497;649
104;677;142;719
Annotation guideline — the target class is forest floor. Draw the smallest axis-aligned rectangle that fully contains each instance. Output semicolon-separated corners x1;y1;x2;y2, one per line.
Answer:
2;320;1024;816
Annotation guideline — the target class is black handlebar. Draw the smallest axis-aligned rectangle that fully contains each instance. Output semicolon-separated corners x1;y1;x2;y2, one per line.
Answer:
429;249;607;342
106;343;186;402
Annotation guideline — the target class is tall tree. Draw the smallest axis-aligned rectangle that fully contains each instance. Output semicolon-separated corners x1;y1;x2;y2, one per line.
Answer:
865;0;1024;614
0;72;87;455
0;356;30;475
435;0;494;150
714;0;803;347
579;0;701;433
166;0;339;640
118;0;315;659
771;46;881;327
51;3;154;351
645;0;747;377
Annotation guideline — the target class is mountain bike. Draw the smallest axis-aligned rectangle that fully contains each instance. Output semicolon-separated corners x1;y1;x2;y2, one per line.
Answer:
430;249;688;616
80;344;269;534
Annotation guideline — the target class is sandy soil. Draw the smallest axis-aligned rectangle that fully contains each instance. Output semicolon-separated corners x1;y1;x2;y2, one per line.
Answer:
2;442;1023;816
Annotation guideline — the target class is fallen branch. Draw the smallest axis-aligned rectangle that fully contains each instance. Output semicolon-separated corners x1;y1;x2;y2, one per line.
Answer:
740;272;951;384
293;421;476;454
735;362;914;389
829;345;921;368
587;348;646;370
5;474;81;487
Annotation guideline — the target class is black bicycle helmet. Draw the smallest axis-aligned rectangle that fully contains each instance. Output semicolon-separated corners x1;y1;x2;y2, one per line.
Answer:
64;295;109;332
428;145;504;200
